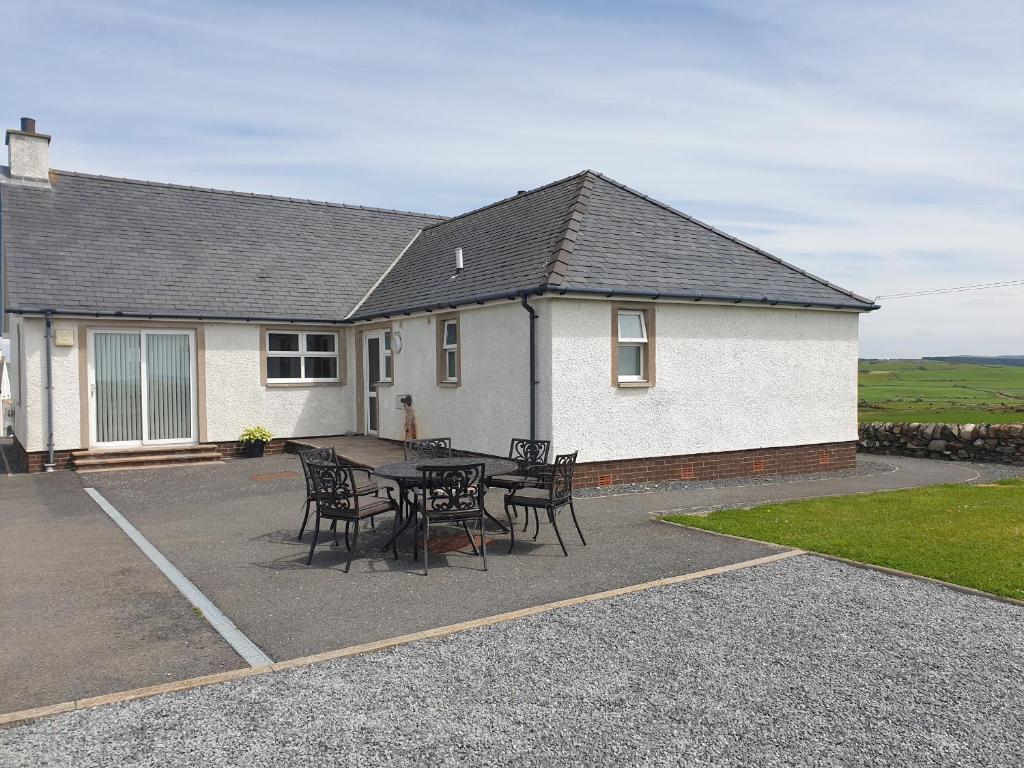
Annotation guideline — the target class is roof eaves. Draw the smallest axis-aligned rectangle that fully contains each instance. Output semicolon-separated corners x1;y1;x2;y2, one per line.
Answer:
590;171;876;308
543;171;596;287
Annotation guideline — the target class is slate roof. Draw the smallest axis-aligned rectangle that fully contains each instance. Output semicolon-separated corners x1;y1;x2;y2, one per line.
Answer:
0;170;442;321
353;170;875;318
1;167;875;323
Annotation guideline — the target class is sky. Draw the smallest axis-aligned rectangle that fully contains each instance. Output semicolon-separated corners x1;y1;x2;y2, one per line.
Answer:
2;0;1021;358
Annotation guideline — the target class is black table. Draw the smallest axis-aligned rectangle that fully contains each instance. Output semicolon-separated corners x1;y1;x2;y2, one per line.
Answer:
373;457;518;554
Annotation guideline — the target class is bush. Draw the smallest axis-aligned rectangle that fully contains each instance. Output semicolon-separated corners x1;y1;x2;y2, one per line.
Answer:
240;425;273;444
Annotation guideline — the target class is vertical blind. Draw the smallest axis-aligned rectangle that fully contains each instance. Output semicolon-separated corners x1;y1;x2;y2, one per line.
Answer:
146;334;192;441
94;332;192;444
94;333;143;443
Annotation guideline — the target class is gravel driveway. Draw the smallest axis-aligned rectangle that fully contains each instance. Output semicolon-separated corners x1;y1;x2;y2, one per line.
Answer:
2;555;1021;767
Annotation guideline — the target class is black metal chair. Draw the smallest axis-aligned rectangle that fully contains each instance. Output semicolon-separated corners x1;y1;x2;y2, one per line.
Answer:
418;462;488;575
403;437;452;460
503;451;584;556
489;438;551;492
305;457;398;571
297;447;381;542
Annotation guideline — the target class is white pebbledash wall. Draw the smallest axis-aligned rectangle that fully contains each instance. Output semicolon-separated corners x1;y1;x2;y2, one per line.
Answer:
12;297;858;461
548;299;859;462
13;317;358;452
203;323;355;443
14;315;82;453
366;300;551;457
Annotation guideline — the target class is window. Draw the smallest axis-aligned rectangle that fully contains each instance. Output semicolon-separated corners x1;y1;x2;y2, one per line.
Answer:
614;307;655;386
265;330;339;383
436;315;460;386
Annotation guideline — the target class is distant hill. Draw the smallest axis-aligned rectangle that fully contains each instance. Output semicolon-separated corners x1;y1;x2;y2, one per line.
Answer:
923;356;1024;367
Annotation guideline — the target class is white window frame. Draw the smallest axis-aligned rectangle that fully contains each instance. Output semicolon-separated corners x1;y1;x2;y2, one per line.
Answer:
442;319;458;383
266;330;340;383
381;330;393;383
616;310;648;383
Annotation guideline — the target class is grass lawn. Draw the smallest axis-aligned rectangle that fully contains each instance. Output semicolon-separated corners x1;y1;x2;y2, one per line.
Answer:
859;360;1024;424
664;480;1024;600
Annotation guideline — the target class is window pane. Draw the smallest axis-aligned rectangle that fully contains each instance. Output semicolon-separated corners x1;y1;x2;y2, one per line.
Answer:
305;333;335;353
384;353;393;381
618;312;645;341
268;357;301;379
617;344;643;378
304;357;338;379
268;333;299;352
383;331;391;351
444;321;458;347
367;338;380;386
446;350;458;380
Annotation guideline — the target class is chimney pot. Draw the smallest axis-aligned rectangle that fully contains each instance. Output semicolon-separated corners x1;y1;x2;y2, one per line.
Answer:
20;117;36;134
455;247;464;273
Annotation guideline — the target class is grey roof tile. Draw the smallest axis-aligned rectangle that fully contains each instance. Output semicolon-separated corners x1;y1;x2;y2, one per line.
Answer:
0;171;442;320
355;171;874;317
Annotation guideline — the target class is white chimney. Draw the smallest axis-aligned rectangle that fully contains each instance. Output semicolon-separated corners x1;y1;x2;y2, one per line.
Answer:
455;247;464;273
5;117;51;183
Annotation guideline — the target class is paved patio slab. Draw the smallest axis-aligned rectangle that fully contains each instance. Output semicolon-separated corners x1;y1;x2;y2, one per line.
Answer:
3;555;1020;767
0;472;242;713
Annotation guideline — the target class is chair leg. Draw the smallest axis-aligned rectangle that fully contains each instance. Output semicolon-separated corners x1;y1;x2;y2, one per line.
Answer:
422;518;430;576
504;499;516;554
569;500;586;545
480;514;488;571
463;522;479;555
298;498;312;541
522;507;532;533
370;515;376;531
331;519;339;547
344;520;351;551
305;514;321;565
343;519;360;574
548;507;568;556
533;507;541;541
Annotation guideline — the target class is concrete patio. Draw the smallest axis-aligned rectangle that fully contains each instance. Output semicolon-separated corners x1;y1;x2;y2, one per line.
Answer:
0;451;1010;717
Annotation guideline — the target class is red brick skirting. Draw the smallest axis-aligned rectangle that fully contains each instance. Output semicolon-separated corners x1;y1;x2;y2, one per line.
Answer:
573;441;857;489
13;438;74;472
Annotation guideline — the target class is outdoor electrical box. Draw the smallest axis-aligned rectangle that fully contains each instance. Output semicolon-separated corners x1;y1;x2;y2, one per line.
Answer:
53;329;75;347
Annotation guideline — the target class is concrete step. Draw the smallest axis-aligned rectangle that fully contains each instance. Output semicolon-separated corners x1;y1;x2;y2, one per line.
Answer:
75;459;225;474
71;445;224;472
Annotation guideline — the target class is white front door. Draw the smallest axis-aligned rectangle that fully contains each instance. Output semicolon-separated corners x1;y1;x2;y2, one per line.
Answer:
88;329;198;448
362;329;392;436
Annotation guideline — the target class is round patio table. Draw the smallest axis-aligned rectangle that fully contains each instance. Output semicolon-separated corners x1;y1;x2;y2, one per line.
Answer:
373;456;518;554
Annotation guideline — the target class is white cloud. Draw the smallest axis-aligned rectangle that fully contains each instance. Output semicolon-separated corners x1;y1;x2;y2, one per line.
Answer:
2;0;1021;356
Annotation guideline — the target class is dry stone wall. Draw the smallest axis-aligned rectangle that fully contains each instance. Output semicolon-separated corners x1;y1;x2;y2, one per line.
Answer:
859;422;1024;465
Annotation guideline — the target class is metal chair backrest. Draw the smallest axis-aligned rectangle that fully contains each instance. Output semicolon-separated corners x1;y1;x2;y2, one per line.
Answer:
508;438;550;471
419;462;486;516
306;456;359;516
298;447;337;498
404;437;451;461
549;451;578;503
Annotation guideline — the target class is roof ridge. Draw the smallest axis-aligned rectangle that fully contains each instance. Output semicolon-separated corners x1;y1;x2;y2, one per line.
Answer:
49;169;446;221
421;170;590;232
588;172;875;307
544;171;597;286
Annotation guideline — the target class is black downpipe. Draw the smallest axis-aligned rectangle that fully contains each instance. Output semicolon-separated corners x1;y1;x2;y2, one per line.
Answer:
520;295;537;441
44;311;55;471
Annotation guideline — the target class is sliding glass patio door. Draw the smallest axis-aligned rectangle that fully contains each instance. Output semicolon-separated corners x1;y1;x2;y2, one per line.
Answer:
89;329;197;447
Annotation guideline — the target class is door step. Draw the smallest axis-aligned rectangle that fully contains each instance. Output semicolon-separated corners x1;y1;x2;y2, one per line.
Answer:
71;445;224;472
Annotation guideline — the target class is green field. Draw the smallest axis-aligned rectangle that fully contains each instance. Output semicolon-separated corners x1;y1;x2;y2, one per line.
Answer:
859;360;1024;424
663;480;1024;600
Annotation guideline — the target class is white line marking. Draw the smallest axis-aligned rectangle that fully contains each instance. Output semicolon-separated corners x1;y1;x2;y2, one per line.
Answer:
83;487;273;667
